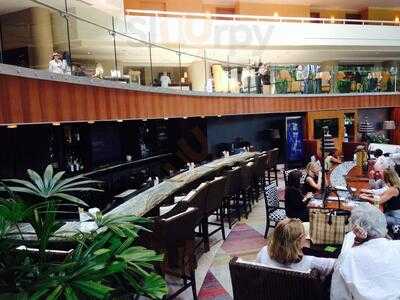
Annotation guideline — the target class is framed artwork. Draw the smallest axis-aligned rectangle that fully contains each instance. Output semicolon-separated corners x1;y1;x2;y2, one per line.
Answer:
286;116;305;162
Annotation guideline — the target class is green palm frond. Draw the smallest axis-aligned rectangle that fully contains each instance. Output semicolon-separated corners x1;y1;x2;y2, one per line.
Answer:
4;165;103;207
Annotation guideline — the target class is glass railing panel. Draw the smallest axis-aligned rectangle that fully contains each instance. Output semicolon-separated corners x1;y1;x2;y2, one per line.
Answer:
179;47;206;92
210;62;231;94
204;49;248;94
66;0;113;28
68;18;117;80
149;46;181;89
35;0;67;11
113;14;127;34
0;1;70;72
227;63;242;94
0;0;398;97
271;64;331;95
179;52;199;92
334;68;398;93
114;32;150;86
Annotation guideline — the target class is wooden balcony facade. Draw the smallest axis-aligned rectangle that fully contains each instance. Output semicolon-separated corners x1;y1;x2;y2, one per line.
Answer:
0;64;399;125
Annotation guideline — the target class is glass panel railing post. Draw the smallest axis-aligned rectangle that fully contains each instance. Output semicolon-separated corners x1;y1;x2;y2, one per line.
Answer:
111;17;118;73
203;49;207;92
148;32;154;86
227;56;230;93
178;44;182;90
0;19;3;64
64;21;72;66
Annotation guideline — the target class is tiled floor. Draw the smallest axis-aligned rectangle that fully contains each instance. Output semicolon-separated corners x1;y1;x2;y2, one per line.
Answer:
168;175;286;299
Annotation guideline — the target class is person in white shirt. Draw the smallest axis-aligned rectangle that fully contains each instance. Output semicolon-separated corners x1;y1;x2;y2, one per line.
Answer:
257;218;335;277
324;149;341;171
331;203;400;300
48;51;64;74
374;149;395;171
160;72;171;88
361;149;392;196
93;63;104;79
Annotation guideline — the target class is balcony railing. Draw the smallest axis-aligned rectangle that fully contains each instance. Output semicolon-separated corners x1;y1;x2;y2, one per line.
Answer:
0;0;399;97
125;9;400;27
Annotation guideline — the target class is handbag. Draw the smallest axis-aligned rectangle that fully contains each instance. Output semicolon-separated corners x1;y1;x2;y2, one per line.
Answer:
309;208;350;245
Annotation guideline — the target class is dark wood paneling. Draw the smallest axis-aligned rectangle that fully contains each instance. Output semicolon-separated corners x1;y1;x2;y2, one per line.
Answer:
0;74;399;125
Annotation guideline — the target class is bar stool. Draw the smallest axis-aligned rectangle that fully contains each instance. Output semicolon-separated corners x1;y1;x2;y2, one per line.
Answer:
160;182;211;252
203;176;228;250
266;148;279;186
256;154;268;195
240;162;254;218
223;167;244;228
151;207;200;300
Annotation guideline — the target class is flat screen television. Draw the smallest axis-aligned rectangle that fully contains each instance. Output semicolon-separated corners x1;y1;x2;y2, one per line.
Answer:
314;118;339;139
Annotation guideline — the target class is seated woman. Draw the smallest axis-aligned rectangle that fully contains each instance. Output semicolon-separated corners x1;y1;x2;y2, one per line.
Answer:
359;168;400;227
257;218;335;276
303;162;322;194
331;203;400;300
285;170;313;222
324;150;341;172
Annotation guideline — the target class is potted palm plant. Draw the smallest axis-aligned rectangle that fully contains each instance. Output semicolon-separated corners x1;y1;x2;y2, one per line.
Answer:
0;165;167;299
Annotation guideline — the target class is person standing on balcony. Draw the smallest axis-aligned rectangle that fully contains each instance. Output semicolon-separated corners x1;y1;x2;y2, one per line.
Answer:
48;51;64;74
160;72;171;88
62;51;72;75
93;63;104;79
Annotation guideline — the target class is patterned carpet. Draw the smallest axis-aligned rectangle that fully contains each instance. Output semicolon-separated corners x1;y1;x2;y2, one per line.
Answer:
197;188;285;299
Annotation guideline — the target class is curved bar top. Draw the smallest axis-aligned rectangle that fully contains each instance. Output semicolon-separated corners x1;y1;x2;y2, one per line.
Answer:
14;152;257;241
54;151;257;237
330;161;356;197
106;151;256;217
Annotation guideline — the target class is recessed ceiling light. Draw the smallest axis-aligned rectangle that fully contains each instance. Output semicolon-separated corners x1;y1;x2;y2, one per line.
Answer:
183;117;187;119
117;119;123;122
164;117;169;120
217;115;222;118
52;122;61;126
88;121;95;124
142;118;147;121
7;124;17;129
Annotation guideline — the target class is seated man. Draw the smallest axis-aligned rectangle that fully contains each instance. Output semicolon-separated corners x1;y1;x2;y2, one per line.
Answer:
362;149;392;196
331;203;400;300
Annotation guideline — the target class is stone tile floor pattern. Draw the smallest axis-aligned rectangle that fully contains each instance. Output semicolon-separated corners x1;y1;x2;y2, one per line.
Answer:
168;173;286;299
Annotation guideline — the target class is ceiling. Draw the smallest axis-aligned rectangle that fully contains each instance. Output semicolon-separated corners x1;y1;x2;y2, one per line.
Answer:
202;0;400;11
0;0;36;14
0;0;124;16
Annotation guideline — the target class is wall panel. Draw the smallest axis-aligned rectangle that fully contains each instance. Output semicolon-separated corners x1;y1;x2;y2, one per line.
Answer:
0;74;399;125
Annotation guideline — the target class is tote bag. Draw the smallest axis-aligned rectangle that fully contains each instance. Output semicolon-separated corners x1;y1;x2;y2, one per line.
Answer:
309;208;350;245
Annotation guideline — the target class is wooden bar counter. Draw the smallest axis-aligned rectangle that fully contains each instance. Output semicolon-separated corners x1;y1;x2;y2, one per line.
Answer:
308;161;371;211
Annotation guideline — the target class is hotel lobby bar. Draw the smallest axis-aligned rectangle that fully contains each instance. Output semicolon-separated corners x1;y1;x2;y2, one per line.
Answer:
1;0;400;299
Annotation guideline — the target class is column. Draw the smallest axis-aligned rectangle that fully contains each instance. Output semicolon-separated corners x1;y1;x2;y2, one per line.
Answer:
29;7;54;69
